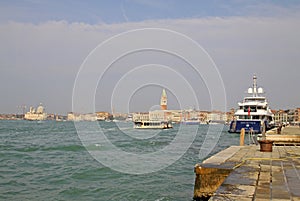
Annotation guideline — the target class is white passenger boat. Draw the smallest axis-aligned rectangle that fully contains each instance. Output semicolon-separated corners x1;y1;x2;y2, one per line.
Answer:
229;75;274;133
134;120;173;129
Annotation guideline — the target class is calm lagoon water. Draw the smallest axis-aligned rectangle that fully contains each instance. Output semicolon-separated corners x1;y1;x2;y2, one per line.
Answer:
0;120;240;200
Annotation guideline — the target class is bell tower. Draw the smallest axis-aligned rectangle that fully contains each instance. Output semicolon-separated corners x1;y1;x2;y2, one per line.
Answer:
160;89;167;110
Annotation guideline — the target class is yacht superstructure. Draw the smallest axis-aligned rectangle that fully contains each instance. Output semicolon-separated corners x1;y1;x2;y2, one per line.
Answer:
229;75;274;133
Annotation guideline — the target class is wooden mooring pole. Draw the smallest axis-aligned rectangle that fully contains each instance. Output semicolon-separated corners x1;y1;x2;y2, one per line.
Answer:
240;128;245;146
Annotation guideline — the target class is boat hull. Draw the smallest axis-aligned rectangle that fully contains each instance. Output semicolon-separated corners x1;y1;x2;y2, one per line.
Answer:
134;121;173;129
229;120;267;134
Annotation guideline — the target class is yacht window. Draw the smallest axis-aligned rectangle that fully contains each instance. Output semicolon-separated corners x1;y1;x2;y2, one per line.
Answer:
244;115;251;119
244;106;257;112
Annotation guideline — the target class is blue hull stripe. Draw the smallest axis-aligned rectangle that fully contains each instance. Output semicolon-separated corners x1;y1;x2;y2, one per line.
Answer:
229;120;267;133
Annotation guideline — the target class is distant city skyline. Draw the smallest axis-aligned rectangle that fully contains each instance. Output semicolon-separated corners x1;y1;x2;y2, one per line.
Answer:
1;1;300;114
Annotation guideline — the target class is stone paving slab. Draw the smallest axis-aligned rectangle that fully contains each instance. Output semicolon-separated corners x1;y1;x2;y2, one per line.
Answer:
194;145;300;201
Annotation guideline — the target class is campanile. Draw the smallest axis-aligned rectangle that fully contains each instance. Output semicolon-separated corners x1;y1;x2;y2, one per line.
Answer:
160;89;167;110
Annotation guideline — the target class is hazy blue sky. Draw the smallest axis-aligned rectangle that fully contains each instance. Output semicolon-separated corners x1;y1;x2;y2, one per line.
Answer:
1;0;300;114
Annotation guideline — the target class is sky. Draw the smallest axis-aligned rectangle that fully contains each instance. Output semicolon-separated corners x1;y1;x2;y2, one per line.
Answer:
1;0;300;114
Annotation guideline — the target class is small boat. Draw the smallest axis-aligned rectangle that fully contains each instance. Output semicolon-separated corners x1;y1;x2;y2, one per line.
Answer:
207;120;226;125
229;75;274;134
134;120;173;129
181;120;200;125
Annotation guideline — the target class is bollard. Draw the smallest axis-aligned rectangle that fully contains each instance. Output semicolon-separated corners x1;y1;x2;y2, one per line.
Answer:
240;128;245;146
277;124;282;134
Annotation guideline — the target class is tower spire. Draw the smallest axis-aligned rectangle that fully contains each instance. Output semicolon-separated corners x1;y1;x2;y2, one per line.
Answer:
160;89;167;110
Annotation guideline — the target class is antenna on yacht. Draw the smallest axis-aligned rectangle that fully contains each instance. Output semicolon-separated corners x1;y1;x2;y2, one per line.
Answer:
253;75;257;97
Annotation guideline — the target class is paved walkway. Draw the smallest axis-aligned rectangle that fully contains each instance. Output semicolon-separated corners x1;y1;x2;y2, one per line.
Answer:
267;126;300;135
210;145;300;200
281;126;300;135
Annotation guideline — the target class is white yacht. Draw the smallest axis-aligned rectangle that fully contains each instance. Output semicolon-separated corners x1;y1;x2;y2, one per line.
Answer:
229;75;274;133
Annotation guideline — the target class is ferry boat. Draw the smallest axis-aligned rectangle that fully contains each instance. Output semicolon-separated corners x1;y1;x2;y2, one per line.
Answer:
229;75;274;133
134;120;173;129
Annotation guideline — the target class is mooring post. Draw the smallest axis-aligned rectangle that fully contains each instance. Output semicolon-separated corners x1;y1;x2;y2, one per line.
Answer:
240;128;245;146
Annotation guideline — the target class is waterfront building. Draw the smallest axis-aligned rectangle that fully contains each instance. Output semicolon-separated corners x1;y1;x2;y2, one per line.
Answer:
169;110;182;122
286;108;300;125
186;109;198;120
24;103;47;121
67;112;76;121
273;110;288;125
149;110;165;121
83;113;97;121
149;110;172;121
180;109;200;122
67;112;97;121
226;108;235;123
0;114;18;120
207;110;227;122
293;108;300;125
112;112;127;121
199;111;207;123
132;112;150;121
96;111;112;121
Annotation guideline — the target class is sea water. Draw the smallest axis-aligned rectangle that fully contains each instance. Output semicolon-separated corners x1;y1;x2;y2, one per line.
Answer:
0;120;240;201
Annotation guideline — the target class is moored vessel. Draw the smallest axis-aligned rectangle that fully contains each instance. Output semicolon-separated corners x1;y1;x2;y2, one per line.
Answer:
181;119;200;125
134;120;173;129
229;75;274;133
